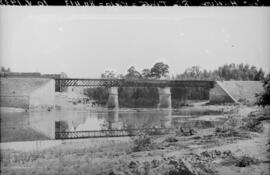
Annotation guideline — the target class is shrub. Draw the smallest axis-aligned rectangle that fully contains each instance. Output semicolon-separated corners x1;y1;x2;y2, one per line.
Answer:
224;116;241;129
241;118;264;133
215;115;243;137
235;155;259;167
132;132;152;152
215;126;241;137
256;74;270;107
175;126;196;136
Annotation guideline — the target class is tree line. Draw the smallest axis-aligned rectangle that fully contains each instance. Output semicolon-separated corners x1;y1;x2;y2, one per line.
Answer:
174;63;265;81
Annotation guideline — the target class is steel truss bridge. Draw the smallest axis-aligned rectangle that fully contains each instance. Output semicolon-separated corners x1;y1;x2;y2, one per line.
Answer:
55;78;215;91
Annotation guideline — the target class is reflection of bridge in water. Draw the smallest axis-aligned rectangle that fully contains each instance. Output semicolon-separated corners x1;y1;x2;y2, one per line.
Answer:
55;78;215;109
55;127;173;139
55;109;173;139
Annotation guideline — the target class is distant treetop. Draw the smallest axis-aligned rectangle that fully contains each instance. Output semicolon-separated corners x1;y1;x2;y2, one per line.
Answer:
175;63;265;81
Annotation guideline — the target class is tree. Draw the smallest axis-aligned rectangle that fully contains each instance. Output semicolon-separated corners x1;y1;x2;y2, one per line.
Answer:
256;73;270;107
175;63;265;81
254;68;265;81
101;69;119;79
1;66;11;72
141;69;152;79
185;66;202;79
150;62;169;79
60;72;68;78
125;66;142;79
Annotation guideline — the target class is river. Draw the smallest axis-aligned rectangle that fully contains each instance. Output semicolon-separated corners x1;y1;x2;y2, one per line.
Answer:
0;107;227;142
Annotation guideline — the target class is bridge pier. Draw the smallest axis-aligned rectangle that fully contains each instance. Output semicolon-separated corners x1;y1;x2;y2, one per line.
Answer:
107;109;123;129
107;87;119;109
160;109;172;128
158;87;171;109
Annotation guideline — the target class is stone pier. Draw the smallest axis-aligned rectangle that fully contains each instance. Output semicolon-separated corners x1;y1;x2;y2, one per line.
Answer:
158;87;171;109
160;109;172;128
107;87;119;109
107;109;122;129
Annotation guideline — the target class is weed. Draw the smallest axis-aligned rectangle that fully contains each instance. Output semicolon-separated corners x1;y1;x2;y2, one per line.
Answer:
132;132;153;152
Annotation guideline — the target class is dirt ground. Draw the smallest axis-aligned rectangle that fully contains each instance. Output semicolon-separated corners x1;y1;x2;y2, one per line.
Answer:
1;105;269;175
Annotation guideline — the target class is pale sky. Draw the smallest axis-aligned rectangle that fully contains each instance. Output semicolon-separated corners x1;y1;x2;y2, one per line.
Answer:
0;7;270;78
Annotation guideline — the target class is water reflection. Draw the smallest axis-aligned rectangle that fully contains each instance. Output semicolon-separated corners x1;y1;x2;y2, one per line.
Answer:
1;107;225;142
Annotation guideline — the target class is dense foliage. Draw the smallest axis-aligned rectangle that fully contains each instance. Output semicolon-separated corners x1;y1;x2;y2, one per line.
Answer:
175;63;265;81
125;62;170;80
256;74;270;107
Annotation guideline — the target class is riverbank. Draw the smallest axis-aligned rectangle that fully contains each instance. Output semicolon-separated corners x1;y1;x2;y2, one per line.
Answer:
1;105;269;175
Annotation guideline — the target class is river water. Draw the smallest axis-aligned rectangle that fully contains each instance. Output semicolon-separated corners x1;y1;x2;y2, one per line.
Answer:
0;107;227;142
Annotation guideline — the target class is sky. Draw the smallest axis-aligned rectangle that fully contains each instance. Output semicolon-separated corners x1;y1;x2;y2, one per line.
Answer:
0;7;270;78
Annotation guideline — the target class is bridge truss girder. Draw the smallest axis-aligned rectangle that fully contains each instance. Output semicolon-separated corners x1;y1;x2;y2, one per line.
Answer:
55;78;215;91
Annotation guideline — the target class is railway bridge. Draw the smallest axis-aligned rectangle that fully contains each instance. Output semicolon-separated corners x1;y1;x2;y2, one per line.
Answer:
55;78;215;108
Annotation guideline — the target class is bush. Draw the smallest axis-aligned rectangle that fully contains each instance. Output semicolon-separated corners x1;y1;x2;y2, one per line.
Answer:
241;118;264;133
132;132;153;152
175;126;196;136
256;74;270;107
215;115;243;137
215;126;241;137
235;155;259;167
224;116;241;129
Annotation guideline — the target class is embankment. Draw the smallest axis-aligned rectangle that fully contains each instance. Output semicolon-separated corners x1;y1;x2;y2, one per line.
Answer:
0;77;55;109
210;81;263;105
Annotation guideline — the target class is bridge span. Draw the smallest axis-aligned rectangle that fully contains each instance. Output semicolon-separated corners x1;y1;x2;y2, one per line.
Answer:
55;78;215;109
55;78;214;89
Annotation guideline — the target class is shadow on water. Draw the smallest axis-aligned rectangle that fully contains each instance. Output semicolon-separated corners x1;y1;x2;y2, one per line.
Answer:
1;107;228;142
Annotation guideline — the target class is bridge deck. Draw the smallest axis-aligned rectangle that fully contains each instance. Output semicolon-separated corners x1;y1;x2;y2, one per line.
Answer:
55;128;173;139
55;78;215;88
